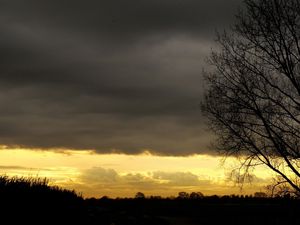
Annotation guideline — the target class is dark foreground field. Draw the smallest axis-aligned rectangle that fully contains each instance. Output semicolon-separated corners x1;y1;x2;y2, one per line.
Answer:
0;176;299;225
86;197;300;225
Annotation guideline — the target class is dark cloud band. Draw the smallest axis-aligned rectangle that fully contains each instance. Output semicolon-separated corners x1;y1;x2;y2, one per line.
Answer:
0;0;242;155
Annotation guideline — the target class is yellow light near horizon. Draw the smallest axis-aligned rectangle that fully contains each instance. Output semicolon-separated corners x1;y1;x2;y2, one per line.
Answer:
0;147;274;198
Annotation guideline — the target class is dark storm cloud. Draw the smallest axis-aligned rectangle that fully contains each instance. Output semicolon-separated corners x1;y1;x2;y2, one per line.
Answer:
0;0;242;155
1;0;241;39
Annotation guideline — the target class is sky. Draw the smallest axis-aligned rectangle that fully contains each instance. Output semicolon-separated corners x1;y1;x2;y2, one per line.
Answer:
0;0;272;197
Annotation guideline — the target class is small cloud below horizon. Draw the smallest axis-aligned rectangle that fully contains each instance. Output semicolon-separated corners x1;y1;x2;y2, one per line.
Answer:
77;167;220;197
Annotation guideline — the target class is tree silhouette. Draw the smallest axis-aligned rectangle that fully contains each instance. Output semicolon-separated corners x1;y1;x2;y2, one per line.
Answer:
202;0;300;195
135;192;146;199
190;192;204;199
177;191;189;199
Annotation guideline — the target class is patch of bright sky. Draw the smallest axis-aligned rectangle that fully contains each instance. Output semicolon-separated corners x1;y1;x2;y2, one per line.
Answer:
0;147;274;197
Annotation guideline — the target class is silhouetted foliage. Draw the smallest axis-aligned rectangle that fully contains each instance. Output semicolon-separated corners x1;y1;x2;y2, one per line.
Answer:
254;192;268;198
1;176;298;225
202;0;300;195
190;191;204;199
0;175;85;225
149;195;162;199
135;192;146;199
177;191;189;199
85;194;300;225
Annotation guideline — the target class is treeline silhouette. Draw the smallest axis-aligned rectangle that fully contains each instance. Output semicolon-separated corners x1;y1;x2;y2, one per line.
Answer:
87;194;300;225
0;176;299;225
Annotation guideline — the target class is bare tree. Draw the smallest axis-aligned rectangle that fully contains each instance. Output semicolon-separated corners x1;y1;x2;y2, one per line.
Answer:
202;0;300;195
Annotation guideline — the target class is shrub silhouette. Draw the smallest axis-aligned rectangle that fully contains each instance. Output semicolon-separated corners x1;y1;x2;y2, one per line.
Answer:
0;175;85;225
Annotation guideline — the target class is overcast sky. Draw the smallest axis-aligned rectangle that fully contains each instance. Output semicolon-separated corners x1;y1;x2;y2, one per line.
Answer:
0;0;242;155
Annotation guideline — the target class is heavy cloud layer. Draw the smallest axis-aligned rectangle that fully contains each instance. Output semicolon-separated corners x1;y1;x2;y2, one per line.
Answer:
0;0;242;155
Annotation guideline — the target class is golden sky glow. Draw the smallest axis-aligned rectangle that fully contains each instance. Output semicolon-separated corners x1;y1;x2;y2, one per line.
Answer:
0;147;275;198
